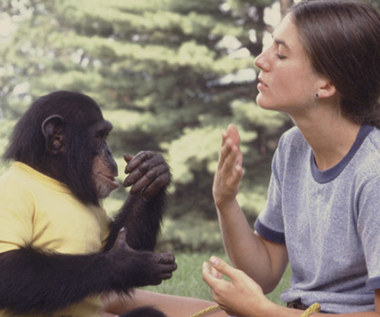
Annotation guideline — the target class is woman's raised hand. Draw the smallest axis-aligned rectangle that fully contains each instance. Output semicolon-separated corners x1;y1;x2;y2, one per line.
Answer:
212;124;243;208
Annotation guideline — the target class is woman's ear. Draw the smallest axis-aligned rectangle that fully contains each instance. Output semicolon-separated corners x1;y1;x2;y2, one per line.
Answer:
316;78;337;99
41;114;65;154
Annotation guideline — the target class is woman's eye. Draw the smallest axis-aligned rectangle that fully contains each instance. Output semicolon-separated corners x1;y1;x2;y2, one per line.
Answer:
276;53;286;60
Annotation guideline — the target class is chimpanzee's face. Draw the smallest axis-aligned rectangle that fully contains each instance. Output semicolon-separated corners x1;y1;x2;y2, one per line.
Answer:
90;120;119;199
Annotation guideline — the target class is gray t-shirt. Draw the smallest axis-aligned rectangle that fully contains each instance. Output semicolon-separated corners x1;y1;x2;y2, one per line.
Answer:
255;125;380;313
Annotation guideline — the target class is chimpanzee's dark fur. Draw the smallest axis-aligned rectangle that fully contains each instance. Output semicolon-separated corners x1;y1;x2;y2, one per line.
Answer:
0;91;175;317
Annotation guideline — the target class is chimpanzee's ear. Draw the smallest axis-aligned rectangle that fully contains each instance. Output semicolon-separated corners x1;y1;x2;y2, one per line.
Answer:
41;114;65;154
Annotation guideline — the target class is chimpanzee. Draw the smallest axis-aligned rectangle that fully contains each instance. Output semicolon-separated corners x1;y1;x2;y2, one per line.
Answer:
0;91;176;317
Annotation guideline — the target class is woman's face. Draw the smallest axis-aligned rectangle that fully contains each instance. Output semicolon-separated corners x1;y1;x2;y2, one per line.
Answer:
255;15;322;117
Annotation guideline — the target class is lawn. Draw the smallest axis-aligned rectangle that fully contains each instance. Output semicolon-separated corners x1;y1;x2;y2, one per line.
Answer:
143;252;292;306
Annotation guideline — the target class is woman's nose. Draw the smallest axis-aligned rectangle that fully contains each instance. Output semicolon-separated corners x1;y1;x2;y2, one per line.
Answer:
254;50;270;71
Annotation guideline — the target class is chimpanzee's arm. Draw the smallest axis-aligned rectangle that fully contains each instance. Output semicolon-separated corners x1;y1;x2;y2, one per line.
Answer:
0;248;109;314
0;233;175;315
104;190;166;252
104;152;170;252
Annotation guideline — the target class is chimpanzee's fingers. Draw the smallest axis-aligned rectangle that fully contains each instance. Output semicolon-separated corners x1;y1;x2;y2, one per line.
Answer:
109;228;131;253
157;251;176;264
123;153;133;164
140;172;171;199
159;262;177;274
135;163;169;189
124;151;150;173
125;151;165;174
127;172;170;197
115;228;127;245
157;252;177;280
159;270;175;280
123;168;145;187
123;161;169;189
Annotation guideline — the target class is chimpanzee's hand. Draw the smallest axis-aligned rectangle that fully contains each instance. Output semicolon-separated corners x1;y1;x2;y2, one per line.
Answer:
122;151;171;200
106;229;177;292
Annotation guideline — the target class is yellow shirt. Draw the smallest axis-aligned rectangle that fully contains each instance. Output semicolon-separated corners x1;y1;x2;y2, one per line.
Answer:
0;162;110;317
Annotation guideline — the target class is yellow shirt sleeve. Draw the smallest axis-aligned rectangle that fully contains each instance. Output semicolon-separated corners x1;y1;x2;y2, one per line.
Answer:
0;175;34;252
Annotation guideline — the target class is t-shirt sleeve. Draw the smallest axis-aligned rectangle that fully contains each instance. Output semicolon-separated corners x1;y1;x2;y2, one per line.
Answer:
254;148;285;244
357;175;380;290
0;182;34;253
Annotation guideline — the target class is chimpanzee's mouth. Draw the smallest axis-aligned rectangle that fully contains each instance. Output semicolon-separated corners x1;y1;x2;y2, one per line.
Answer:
98;173;120;189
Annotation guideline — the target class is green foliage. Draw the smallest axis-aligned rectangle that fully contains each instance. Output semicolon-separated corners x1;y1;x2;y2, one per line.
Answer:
164;126;222;184
159;215;224;252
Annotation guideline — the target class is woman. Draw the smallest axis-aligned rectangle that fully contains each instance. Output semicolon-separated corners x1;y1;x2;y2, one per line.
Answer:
203;0;380;316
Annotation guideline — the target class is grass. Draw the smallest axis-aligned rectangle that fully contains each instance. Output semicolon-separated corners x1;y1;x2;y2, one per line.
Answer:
143;252;292;306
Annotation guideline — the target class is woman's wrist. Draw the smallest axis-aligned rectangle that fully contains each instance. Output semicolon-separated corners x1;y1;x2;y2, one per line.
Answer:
214;197;240;216
248;295;278;317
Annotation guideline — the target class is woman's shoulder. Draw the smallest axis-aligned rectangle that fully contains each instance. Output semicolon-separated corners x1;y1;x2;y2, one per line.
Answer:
366;127;380;151
349;127;380;179
359;127;380;168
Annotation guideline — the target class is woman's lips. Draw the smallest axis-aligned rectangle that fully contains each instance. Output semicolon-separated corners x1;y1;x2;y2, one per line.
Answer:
257;77;268;90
